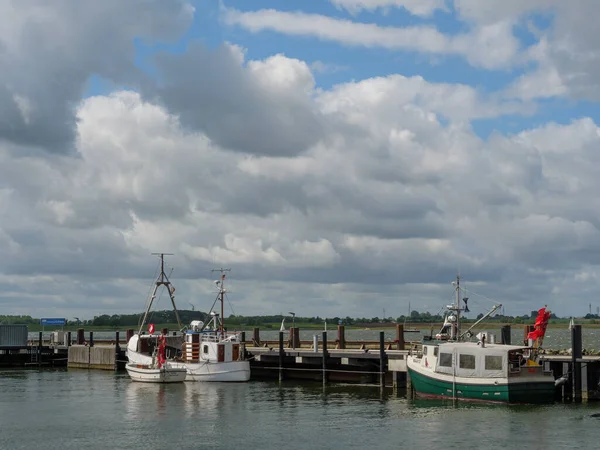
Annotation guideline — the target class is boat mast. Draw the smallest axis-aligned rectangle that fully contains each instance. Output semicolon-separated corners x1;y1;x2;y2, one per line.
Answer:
138;253;182;335
446;274;462;340
211;267;231;334
455;274;461;339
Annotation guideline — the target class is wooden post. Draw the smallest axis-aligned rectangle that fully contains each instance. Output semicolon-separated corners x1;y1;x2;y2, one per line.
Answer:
379;331;385;388
37;331;42;367
278;331;284;382
77;328;85;345
395;324;405;350
572;324;583;402
322;331;328;386
523;325;534;345
551;361;565;402
89;331;94;348
115;331;120;371
337;325;345;349
126;329;134;343
501;325;511;345
67;331;72;347
563;362;572;402
253;327;260;346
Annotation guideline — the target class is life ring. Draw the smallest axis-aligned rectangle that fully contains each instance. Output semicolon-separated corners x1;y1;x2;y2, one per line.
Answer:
466;331;473;338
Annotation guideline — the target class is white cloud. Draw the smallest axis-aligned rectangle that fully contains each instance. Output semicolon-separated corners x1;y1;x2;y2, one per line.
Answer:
223;7;520;69
453;0;600;100
1;1;600;320
2;69;598;318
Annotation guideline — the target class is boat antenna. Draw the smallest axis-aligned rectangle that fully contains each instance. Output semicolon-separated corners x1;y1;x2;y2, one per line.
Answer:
138;253;182;335
211;267;231;334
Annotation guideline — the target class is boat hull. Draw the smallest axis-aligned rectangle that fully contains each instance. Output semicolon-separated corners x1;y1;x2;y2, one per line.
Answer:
127;347;251;382
172;360;251;382
126;364;187;383
407;358;555;404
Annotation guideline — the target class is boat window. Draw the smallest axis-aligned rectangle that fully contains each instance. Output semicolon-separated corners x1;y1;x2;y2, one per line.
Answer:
433;347;438;357
439;353;452;367
203;345;209;354
459;354;475;370
423;346;428;355
485;355;503;371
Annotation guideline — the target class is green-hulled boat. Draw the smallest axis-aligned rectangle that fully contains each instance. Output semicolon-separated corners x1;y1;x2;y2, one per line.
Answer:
406;276;556;404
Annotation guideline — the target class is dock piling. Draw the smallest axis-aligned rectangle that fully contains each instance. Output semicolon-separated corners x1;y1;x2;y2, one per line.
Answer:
572;324;583;402
322;331;328;386
501;325;511;345
337;325;346;349
115;331;120;370
395;324;405;350
77;328;84;345
278;331;284;382
37;331;42;367
253;327;260;346
89;331;94;348
379;331;385;388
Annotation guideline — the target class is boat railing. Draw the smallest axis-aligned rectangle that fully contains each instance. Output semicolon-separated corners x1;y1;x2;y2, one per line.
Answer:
199;332;241;343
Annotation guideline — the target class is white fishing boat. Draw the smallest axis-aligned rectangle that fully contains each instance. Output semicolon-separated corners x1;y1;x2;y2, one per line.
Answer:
126;254;250;382
406;275;556;404
126;334;187;383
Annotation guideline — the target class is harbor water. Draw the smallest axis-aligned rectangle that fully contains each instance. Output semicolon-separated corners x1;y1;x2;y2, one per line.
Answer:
2;368;600;449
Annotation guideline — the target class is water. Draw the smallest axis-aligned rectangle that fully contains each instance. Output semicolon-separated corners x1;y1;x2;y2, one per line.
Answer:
2;369;600;449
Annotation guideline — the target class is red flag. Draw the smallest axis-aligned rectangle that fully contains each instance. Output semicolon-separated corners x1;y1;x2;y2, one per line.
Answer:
148;323;155;334
528;308;551;342
534;308;546;327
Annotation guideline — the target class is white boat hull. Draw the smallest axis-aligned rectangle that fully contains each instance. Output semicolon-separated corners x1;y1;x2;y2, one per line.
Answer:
126;363;187;383
172;360;251;382
127;347;251;382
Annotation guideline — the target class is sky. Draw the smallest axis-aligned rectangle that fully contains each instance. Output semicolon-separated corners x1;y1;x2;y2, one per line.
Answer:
1;0;600;321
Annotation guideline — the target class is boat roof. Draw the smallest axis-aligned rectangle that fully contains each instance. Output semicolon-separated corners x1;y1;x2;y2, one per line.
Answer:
426;341;529;353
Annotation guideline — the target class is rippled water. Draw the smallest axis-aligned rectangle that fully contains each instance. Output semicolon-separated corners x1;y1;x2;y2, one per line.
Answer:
2;369;600;449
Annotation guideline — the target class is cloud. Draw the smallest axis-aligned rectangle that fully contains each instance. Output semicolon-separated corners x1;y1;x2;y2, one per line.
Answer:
310;61;349;74
149;44;325;156
223;7;520;69
1;1;600;320
2;64;599;317
0;0;194;153
453;0;600;100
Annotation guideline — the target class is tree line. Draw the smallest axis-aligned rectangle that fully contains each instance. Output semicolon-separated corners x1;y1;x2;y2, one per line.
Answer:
2;309;596;328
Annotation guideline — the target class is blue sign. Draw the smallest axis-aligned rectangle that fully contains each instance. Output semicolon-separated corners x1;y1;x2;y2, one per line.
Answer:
40;318;66;326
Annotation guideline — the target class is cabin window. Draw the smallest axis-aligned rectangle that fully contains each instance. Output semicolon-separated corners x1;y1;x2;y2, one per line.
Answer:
423;346;428;355
459;354;475;370
433;347;438;357
439;353;453;367
485;355;503;371
203;345;209;354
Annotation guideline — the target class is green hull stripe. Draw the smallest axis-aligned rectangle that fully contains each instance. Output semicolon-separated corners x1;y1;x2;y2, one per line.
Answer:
407;367;555;404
